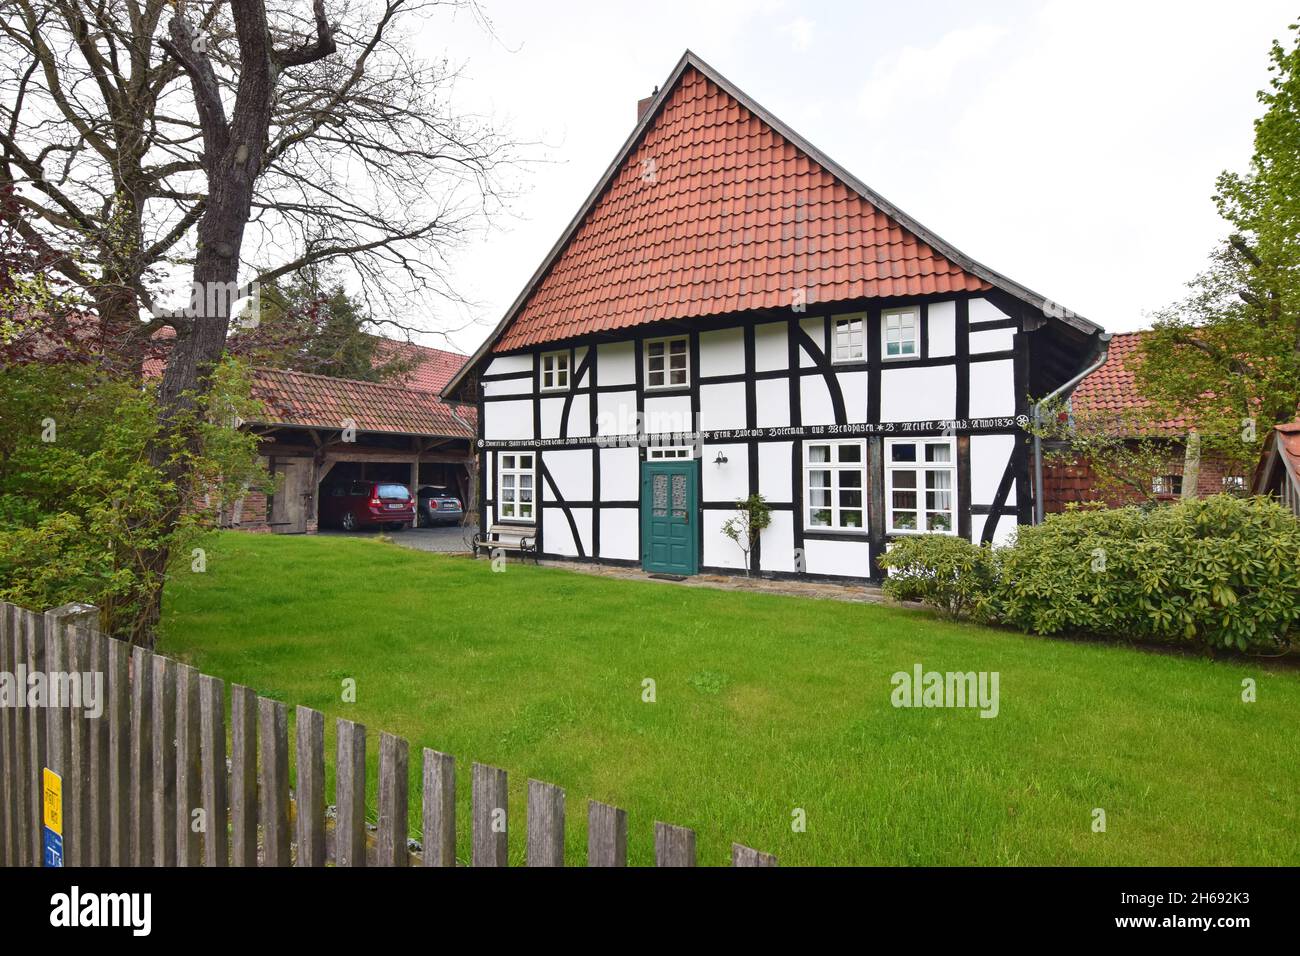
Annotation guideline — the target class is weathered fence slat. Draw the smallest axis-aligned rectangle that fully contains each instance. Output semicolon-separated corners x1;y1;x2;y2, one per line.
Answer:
65;626;91;867
421;748;455;867
294;706;325;867
128;644;153;867
44;619;69;861
25;610;48;867
731;843;778;867
335;718;366;867
229;684;258;867
527;779;565;867
87;632;111;866
258;696;290;866
0;605;13;868
471;762;508;867
587;800;628;867
377;732;409;867
175;663;202;866
654;822;696;867
199;675;227;868
106;637;130;866
151;655;177;866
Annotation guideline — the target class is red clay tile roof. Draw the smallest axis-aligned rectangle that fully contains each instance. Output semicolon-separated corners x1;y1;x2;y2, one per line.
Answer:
247;367;475;438
1069;331;1188;435
1274;421;1300;485
495;65;990;352
370;337;466;393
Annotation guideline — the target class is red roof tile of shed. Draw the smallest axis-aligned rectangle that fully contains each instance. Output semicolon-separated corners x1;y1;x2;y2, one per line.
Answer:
494;64;990;352
1069;331;1188;435
247;367;475;438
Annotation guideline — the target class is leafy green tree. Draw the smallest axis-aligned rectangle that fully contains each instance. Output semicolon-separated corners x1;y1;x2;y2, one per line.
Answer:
1138;21;1300;466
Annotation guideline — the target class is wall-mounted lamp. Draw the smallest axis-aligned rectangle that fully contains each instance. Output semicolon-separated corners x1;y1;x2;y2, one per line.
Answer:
713;451;728;466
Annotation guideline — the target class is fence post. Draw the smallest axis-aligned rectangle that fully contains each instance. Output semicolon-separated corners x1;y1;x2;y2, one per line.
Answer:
43;618;69;862
199;675;228;867
471;762;508;867
731;843;778;867
107;637;131;866
151;655;177;866
0;604;13;867
86;632;111;866
421;748;455;867
175;663;202;866
335;718;366;867
587;800;628;867
229;685;258;867
294;706;325;867
654;822;696;867
526;779;565;867
129;645;153;867
258;696;290;866
25;610;49;866
376;732;409;867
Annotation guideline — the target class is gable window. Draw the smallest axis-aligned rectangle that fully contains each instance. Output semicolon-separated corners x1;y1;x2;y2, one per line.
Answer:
498;453;535;522
541;351;570;391
882;307;918;359
832;315;865;363
886;438;956;533
805;440;867;531
645;336;689;389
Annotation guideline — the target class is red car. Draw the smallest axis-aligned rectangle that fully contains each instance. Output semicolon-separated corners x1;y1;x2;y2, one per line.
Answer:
321;481;415;531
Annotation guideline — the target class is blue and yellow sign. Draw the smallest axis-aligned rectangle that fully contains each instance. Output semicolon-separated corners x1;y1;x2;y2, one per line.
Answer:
42;768;62;867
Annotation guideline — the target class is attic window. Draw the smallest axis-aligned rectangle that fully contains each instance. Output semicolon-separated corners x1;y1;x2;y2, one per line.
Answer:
832;315;865;363
541;351;570;391
645;336;688;389
882;308;918;359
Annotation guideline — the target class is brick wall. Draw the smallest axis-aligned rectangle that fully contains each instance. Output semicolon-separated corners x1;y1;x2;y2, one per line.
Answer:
1043;444;1248;513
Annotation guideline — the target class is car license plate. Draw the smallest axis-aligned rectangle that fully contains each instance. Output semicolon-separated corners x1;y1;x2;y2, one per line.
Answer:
386;503;402;509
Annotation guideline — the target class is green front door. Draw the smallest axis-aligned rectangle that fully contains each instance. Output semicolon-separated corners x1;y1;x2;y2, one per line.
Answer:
641;461;698;575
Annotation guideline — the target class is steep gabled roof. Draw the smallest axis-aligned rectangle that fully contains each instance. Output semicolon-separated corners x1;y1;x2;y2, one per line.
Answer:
369;337;467;393
444;50;1100;397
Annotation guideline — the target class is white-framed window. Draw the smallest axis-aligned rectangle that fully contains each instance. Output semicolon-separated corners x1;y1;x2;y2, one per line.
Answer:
832;314;865;363
648;446;694;460
804;440;867;531
497;452;535;522
645;336;689;389
885;437;956;534
882;307;918;359
540;351;570;391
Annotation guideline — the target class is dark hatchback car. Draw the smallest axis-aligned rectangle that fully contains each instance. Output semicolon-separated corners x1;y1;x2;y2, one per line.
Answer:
416;485;464;526
321;481;415;531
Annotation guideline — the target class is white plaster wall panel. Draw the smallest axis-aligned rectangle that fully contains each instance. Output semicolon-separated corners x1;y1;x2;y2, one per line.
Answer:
643;394;693;437
542;449;592;502
803;537;872;577
702;445;749;502
835;370;868;423
483;377;532;397
970;327;1016;354
755;378;791;428
599;446;640;500
799;317;825;365
970;434;1016;505
564;393;591;438
597;341;636;386
759;511;796;572
800;375;836;426
484;399;533;440
754;321;788;371
595;390;637;437
573;346;589;384
927;301;956;357
542;504;578;557
993;515;1019;547
539;396;564;439
484;354;532;377
880;365;956;422
699;327;745;377
572;507;594;555
968;297;1010;324
700;382;747;431
484;451;493;500
758;441;793;501
969;359;1016;418
703;509;748;569
599;507;639;560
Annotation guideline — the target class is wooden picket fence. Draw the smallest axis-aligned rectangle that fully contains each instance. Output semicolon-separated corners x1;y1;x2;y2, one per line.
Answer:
0;603;776;867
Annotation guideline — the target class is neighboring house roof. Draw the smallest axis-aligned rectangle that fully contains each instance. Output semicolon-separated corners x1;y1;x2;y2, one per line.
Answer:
1069;330;1188;435
247;367;475;439
369;336;467;393
444;49;1100;396
1252;420;1300;496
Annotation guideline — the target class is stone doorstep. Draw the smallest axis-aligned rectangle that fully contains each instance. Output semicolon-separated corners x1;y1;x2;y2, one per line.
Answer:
536;559;889;605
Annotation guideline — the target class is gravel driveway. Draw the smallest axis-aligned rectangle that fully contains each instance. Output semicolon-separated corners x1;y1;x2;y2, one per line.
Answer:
317;522;477;553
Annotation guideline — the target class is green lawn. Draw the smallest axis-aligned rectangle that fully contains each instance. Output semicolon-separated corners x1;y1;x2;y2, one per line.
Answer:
160;531;1300;866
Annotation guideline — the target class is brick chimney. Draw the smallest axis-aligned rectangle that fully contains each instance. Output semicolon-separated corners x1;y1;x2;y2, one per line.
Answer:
636;87;659;123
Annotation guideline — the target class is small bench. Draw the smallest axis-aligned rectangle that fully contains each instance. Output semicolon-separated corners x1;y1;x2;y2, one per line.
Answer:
473;524;538;563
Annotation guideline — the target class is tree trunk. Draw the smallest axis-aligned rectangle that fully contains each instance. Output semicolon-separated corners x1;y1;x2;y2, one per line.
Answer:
1181;430;1201;502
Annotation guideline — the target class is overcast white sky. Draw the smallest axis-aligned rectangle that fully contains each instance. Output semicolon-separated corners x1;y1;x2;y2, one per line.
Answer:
416;0;1296;354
